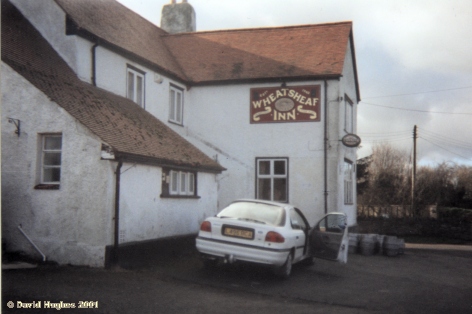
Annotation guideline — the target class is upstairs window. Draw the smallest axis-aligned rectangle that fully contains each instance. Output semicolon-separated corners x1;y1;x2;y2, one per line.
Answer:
41;134;62;185
169;85;184;125
344;95;353;133
127;66;145;108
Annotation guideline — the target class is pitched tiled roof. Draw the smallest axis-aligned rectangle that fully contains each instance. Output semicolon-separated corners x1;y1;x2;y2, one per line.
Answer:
53;0;355;87
164;23;353;84
1;1;224;173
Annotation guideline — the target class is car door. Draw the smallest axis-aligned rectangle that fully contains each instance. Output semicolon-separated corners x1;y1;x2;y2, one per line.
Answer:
309;213;348;263
289;208;309;261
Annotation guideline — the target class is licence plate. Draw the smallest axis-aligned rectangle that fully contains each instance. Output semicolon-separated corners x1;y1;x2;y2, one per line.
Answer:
222;226;254;240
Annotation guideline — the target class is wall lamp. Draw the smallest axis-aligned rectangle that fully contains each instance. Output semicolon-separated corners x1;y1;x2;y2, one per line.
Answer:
8;117;20;137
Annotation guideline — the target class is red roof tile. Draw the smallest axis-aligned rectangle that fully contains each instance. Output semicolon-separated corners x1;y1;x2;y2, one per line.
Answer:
1;1;224;173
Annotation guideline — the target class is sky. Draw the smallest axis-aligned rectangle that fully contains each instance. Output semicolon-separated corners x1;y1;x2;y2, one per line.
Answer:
117;0;472;167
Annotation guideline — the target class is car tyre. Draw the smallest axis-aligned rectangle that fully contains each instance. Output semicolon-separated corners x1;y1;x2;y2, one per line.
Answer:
275;253;293;279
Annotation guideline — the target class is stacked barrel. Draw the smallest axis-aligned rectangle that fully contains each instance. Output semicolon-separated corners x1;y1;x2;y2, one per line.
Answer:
349;233;405;256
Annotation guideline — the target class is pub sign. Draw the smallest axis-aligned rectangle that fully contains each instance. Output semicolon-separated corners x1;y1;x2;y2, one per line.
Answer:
250;85;321;123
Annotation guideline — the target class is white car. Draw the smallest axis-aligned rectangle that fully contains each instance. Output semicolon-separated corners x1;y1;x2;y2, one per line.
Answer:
196;199;349;278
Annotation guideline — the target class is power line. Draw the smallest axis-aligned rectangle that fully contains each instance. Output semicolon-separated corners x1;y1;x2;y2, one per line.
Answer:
421;134;472;150
361;102;472;115
419;137;472;161
419;128;472;149
359;130;411;136
360;137;411;144
363;86;472;99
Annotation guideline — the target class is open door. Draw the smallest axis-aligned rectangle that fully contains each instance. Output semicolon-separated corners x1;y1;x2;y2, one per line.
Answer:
309;213;348;263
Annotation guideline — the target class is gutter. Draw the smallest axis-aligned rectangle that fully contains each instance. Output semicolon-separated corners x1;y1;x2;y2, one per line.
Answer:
113;160;123;266
91;41;99;86
324;79;328;214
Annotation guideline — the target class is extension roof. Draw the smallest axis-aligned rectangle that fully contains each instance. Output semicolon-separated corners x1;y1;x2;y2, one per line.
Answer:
1;1;224;173
55;0;359;98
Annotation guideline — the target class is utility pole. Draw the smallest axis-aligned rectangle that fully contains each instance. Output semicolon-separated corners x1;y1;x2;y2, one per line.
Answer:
412;125;417;216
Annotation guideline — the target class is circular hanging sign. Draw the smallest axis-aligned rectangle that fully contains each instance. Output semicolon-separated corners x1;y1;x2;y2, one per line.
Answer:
342;133;361;147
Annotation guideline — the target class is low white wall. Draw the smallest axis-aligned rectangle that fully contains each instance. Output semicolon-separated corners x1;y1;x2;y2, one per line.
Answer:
118;164;219;243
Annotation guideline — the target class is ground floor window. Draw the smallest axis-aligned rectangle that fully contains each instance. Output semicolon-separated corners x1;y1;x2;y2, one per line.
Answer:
256;158;288;202
344;159;354;204
161;168;197;198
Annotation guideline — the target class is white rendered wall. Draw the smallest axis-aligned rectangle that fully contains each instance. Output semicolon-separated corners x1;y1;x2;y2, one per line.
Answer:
1;64;116;266
166;81;335;225
118;166;218;243
336;39;359;226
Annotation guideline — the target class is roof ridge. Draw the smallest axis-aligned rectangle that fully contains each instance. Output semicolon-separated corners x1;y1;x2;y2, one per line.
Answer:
165;21;353;37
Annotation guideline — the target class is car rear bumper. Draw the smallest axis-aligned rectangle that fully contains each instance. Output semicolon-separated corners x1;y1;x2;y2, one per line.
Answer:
196;236;290;266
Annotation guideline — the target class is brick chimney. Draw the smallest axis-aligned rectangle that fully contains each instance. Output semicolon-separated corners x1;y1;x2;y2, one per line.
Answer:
161;0;196;34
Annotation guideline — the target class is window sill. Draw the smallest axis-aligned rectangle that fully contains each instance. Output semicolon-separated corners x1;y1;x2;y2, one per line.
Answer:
168;120;184;127
160;194;200;199
34;184;60;190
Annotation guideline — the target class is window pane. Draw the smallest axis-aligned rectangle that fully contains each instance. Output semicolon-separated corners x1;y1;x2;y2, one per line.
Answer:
258;178;271;200
176;92;182;123
273;178;287;201
188;173;195;194
171;171;178;193
44;152;61;166
43;167;61;182
169;90;176;120
44;136;62;150
180;172;187;193
345;101;353;132
127;71;134;101
274;160;286;175
136;75;143;106
259;161;270;175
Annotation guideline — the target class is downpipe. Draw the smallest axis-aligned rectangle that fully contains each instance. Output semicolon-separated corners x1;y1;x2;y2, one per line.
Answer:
17;224;47;262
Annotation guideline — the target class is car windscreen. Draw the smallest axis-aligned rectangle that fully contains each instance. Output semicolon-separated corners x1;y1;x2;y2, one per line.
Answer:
217;202;286;226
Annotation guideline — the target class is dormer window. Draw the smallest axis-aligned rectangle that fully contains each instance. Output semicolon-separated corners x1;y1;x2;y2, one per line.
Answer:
127;66;145;108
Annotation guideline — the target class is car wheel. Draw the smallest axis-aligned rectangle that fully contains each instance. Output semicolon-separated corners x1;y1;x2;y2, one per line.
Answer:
275;253;293;279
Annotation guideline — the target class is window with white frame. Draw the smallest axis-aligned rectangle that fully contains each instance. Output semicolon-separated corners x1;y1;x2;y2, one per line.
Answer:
344;159;354;204
127;66;145;107
256;158;288;202
169;170;195;196
41;134;62;184
169;85;183;125
344;95;353;133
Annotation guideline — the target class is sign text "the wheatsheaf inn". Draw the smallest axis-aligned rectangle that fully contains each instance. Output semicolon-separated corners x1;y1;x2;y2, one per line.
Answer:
250;85;321;123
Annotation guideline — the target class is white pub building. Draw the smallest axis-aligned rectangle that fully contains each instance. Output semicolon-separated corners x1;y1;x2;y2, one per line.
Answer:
1;0;361;267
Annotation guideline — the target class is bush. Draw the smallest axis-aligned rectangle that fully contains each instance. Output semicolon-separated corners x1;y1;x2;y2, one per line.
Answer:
438;207;472;222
